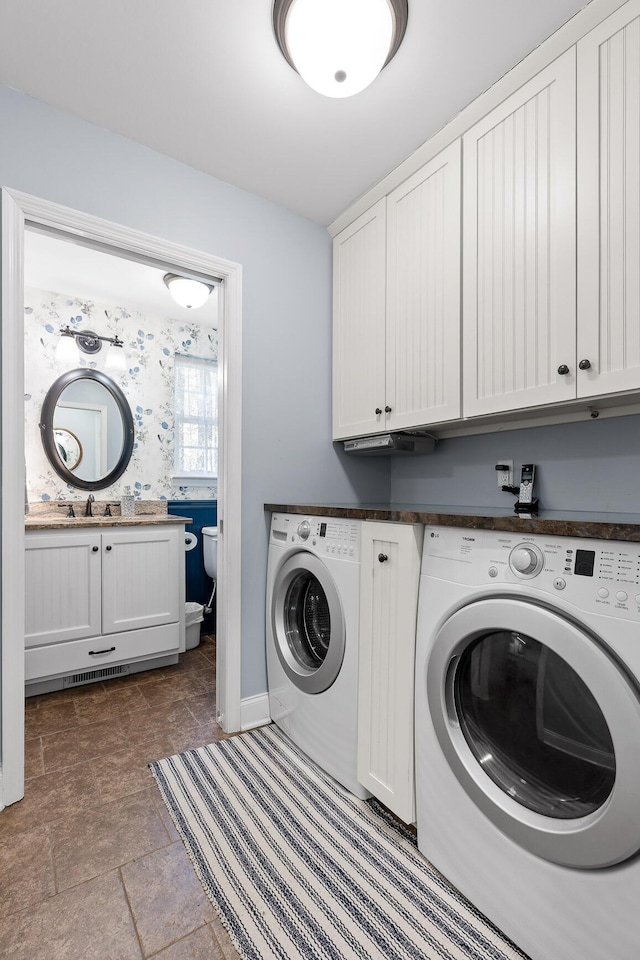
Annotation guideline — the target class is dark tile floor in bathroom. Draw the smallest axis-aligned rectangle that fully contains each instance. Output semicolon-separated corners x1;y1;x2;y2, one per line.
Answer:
0;634;244;959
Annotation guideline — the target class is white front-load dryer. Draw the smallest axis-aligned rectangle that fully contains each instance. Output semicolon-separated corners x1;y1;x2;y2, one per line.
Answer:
415;526;640;960
266;513;369;800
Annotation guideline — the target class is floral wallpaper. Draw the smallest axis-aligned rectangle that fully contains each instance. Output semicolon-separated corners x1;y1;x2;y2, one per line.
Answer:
24;286;218;503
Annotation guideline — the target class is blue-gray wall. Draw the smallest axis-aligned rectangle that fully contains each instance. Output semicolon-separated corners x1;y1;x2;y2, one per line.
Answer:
0;85;389;700
391;414;640;514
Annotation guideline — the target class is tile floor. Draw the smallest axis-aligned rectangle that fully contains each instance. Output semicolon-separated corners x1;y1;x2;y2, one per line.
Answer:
0;634;243;959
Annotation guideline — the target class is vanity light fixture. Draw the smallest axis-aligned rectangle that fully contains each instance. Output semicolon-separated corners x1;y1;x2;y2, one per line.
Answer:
163;273;214;310
56;324;125;367
273;0;408;99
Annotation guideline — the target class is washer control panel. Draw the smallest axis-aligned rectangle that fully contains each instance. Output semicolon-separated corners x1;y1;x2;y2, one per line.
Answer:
422;526;640;619
270;514;360;560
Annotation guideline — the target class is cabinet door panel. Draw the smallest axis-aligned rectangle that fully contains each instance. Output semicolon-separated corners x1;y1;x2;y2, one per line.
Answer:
25;533;101;646
386;141;461;428
463;49;576;416
578;0;640;397
102;527;180;634
333;199;387;439
358;522;423;824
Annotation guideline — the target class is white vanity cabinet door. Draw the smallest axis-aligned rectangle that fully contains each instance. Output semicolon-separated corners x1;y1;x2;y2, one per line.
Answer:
357;521;423;824
577;0;640;399
101;526;181;635
333;199;387;440
462;49;577;417
25;532;102;646
386;141;462;429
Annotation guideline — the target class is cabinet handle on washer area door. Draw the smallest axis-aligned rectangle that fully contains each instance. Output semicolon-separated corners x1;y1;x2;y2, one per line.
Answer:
557;364;569;375
89;647;116;655
105;545;112;551
579;359;592;370
378;553;388;563
92;545;99;552
375;407;382;415
385;405;392;413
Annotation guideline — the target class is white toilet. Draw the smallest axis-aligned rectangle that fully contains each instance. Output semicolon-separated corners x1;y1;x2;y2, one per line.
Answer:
202;526;218;627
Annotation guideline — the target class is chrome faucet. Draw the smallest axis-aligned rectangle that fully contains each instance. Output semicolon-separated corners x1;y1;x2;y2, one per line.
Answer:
85;494;95;517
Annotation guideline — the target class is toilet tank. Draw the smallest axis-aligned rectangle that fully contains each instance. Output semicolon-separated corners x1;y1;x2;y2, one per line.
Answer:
202;526;218;579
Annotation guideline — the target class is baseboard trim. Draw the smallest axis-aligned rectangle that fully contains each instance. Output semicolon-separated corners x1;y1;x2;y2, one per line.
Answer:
240;693;271;731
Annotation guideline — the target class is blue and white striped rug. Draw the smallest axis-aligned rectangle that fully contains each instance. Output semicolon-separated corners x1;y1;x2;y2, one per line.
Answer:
150;725;528;960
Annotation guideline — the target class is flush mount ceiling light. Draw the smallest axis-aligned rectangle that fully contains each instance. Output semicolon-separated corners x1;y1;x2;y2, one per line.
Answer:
163;273;214;310
273;0;408;99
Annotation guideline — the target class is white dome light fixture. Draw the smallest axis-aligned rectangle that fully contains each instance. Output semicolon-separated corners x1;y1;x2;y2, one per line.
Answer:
163;273;214;310
273;0;408;99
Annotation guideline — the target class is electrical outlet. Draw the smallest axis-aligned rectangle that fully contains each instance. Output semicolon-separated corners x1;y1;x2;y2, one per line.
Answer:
495;459;513;489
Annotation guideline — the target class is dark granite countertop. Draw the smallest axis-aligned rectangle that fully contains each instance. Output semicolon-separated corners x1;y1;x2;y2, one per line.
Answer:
264;503;640;542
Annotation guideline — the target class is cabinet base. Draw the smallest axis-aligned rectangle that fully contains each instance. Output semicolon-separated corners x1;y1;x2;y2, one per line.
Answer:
25;652;178;697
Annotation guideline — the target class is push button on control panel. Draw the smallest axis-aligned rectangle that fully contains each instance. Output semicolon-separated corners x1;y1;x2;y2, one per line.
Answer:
616;591;628;603
597;588;609;599
553;577;566;590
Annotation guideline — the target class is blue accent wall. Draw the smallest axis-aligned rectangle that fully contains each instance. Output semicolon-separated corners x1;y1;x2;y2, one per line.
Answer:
168;499;217;633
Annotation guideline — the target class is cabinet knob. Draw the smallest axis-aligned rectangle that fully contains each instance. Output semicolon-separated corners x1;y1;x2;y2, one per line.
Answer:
92;545;99;552
384;405;392;413
105;545;112;551
378;553;388;563
375;407;382;415
578;359;592;370
557;364;569;375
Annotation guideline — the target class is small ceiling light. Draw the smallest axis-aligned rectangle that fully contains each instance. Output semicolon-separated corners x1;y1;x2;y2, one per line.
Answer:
163;273;214;310
273;0;408;99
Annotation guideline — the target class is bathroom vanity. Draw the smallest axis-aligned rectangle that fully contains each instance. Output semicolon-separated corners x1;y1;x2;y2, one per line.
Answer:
24;514;187;696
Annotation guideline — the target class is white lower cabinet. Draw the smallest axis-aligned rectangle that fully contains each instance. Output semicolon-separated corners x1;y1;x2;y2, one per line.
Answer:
357;522;423;823
25;524;185;686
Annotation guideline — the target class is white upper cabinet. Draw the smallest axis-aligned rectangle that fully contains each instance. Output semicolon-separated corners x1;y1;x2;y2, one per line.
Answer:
577;0;640;398
462;50;577;417
386;141;462;429
333;199;387;440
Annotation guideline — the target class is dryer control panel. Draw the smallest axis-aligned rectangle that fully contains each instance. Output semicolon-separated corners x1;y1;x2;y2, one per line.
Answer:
270;514;360;561
422;526;640;620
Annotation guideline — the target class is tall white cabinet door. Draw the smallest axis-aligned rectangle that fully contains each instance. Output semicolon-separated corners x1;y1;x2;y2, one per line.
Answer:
358;522;423;824
386;142;462;429
25;533;102;646
333;199;387;440
102;527;180;634
578;0;640;398
463;49;577;417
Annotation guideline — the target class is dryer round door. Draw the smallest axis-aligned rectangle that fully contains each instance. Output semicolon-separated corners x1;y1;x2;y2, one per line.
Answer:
271;552;345;695
426;597;640;868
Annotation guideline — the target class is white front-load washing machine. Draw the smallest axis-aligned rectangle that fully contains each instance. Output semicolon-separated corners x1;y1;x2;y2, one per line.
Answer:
415;525;640;960
266;512;369;799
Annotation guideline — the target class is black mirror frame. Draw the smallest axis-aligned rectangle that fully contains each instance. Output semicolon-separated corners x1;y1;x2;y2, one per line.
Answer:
39;368;135;491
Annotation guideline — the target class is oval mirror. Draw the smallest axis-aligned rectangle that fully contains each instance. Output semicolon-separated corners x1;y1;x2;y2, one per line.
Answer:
39;369;135;491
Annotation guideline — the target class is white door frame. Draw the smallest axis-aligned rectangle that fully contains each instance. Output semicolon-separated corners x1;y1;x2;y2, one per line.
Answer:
0;188;243;809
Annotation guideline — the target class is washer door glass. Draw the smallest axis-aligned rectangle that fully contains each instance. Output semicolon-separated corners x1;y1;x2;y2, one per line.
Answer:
284;572;331;670
272;552;346;695
455;630;615;819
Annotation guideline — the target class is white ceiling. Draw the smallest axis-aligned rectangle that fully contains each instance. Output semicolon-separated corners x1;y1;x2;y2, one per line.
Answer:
1;0;588;225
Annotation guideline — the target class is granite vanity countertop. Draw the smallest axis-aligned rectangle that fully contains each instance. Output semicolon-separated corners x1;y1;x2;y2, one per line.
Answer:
25;513;191;530
264;502;640;542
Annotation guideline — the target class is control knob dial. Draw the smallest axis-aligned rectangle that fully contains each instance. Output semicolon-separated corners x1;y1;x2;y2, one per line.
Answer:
297;520;311;541
509;543;544;578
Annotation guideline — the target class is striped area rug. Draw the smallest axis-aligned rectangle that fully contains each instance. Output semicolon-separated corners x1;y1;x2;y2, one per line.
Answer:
150;725;528;960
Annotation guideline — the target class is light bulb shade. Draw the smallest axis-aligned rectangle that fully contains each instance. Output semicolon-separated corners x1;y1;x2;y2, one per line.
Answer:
105;345;127;371
56;334;79;363
277;0;406;98
163;274;212;310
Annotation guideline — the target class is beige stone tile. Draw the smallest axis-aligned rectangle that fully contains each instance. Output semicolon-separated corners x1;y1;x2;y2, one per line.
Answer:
25;681;107;707
74;685;151;724
169;719;226;755
118;700;196;746
151;791;181;843
209;916;242;960
90;736;176;803
25;699;78;738
0;824;55;920
121;841;214;956
51;788;172;891
0;870;142;960
185;692;217;726
161;649;212;677
0;763;99;840
41;717;127;772
152;924;225;959
140;674;208;709
24;736;44;779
